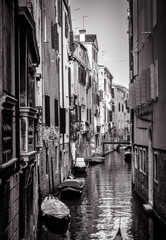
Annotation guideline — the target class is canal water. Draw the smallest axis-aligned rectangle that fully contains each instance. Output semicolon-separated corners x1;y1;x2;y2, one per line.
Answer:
38;151;166;239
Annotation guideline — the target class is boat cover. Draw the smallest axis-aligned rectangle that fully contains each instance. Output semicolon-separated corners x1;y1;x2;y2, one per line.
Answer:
41;195;70;219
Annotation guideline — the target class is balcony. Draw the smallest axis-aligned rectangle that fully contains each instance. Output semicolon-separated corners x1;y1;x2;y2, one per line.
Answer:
20;107;37;163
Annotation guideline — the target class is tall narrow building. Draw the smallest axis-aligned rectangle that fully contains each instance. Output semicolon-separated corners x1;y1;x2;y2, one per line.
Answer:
128;0;166;224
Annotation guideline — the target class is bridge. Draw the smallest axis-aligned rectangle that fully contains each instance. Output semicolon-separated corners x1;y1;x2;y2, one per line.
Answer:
102;141;131;155
103;141;130;145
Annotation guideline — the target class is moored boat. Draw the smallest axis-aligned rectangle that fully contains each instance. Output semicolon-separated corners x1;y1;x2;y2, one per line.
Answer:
59;178;84;197
124;151;131;162
89;153;105;164
113;227;123;240
73;157;87;173
124;145;132;162
41;195;70;224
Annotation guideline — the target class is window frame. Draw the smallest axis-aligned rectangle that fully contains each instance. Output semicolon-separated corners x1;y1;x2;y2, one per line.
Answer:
154;152;158;183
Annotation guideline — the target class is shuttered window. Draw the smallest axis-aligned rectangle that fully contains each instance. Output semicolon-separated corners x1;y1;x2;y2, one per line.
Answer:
58;0;62;26
45;95;50;126
89;109;91;123
79;106;81;121
65;13;68;38
54;99;59;126
60;108;66;133
51;23;59;51
68;68;71;105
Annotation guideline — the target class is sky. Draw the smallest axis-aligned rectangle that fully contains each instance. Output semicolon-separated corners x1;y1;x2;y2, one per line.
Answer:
69;0;129;88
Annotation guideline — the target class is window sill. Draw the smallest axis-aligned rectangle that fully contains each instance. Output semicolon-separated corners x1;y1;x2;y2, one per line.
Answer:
0;158;18;169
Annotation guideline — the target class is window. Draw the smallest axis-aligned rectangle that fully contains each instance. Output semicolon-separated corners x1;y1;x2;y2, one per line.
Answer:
46;147;49;175
111;88;115;98
89;109;91;123
44;8;47;42
150;60;158;100
147;0;152;32
152;0;157;28
134;147;138;169
60;108;66;134
78;65;86;86
2;110;13;163
45;95;50;126
55;146;59;172
139;148;142;172
122;104;124;112
54;99;59;126
142;149;146;174
79;105;81;121
112;104;115;112
51;23;59;51
65;13;68;38
119;103;121;112
154;153;158;182
58;0;62;26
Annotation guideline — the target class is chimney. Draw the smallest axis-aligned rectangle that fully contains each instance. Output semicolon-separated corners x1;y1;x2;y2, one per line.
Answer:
79;29;86;42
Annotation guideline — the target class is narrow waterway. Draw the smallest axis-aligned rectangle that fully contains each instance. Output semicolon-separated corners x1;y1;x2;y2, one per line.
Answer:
39;151;166;239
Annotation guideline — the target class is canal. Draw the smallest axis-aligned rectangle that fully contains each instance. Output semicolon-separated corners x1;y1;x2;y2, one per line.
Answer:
38;151;166;239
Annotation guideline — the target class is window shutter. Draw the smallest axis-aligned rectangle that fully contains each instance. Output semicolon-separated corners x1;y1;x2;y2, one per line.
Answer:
79;105;81;121
68;68;71;105
58;0;62;26
65;13;68;38
150;63;155;100
45;95;50;126
136;76;141;106
54;99;59;126
140;70;147;104
60;108;66;133
154;60;158;99
51;23;59;51
146;67;151;102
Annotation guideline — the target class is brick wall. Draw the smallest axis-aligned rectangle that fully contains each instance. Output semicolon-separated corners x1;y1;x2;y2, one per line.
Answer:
0;174;19;239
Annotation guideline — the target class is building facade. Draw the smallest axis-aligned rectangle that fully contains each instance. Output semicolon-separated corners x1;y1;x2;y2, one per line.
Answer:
0;0;41;239
112;83;130;142
70;39;92;162
98;65;114;152
0;1;20;239
128;0;166;224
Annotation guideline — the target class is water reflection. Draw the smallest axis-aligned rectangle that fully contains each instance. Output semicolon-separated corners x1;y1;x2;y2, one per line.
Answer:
38;151;166;239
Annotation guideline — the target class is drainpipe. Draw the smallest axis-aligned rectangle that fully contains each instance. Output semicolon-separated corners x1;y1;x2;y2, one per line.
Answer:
148;125;153;206
61;3;65;150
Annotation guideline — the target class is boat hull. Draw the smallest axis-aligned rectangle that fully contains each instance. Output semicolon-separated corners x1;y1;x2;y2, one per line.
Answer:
73;166;87;172
124;152;131;162
60;187;83;197
89;156;105;164
113;227;123;240
59;179;84;197
42;214;70;234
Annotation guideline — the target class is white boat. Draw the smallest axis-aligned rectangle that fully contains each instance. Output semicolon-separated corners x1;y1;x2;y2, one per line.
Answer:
73;158;87;172
41;195;70;221
89;153;105;164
